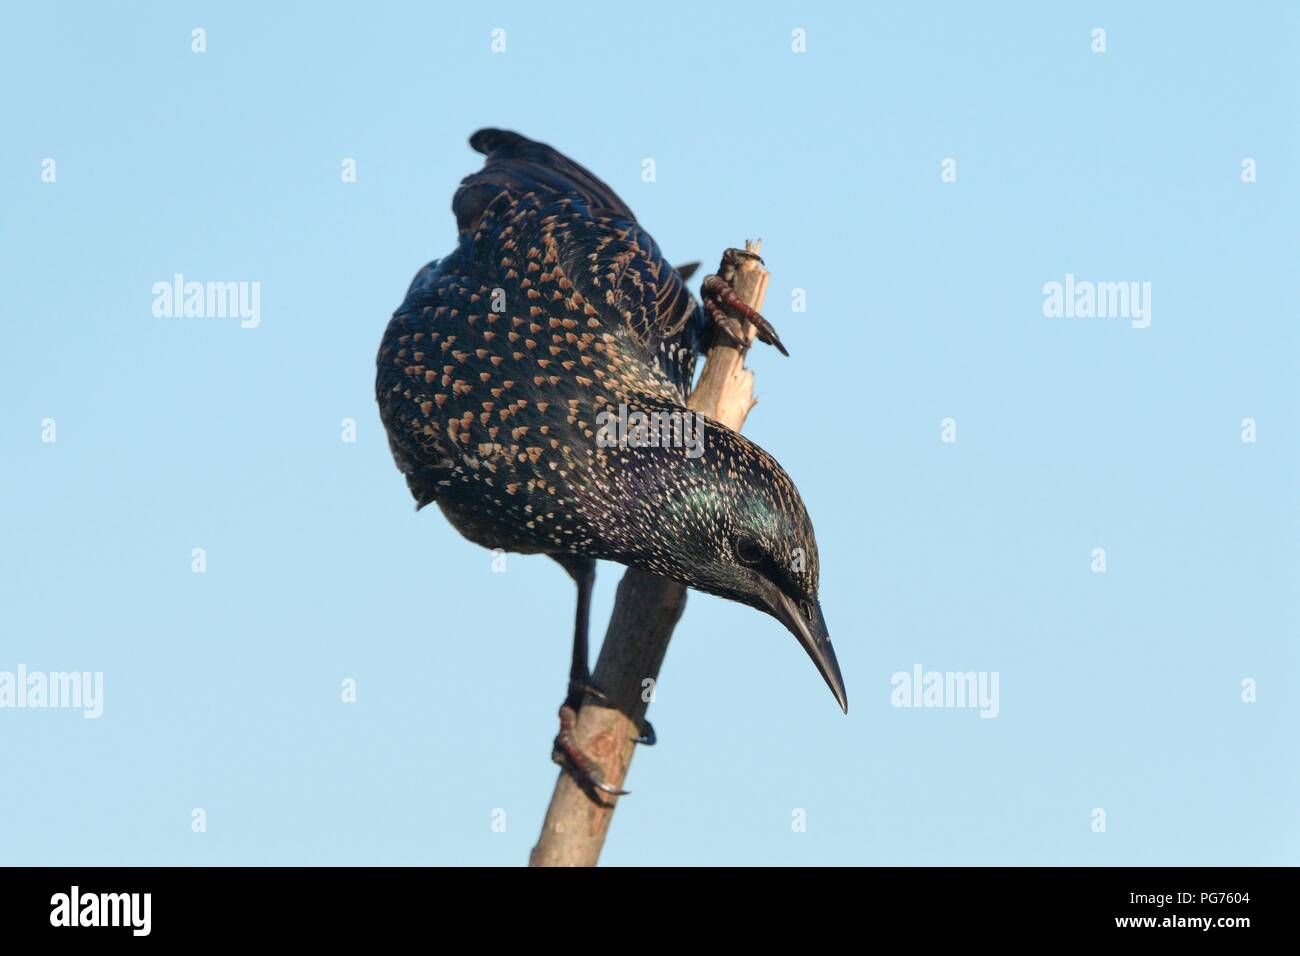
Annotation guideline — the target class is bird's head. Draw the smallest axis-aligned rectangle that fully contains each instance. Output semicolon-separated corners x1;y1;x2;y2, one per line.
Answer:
589;414;847;713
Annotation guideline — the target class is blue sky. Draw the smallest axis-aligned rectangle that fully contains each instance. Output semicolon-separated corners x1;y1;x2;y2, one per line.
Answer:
1;1;1296;865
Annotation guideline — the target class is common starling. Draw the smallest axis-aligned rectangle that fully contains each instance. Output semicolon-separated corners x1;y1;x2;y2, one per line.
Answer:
376;130;845;794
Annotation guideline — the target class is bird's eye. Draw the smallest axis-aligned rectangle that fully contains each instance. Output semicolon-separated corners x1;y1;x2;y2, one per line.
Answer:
734;536;764;566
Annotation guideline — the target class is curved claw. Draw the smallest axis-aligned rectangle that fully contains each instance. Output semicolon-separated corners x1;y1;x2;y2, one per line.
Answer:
701;273;789;357
750;316;789;356
633;718;657;747
590;777;630;797
551;744;630;796
727;247;765;266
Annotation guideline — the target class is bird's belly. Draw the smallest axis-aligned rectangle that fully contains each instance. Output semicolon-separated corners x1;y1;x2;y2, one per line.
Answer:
436;494;564;561
437;497;544;555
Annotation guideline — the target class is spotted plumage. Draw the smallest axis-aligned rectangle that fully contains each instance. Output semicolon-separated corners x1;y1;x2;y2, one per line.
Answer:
376;130;844;793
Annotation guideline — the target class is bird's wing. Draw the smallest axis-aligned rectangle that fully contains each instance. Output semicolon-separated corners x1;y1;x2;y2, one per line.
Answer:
453;129;704;400
454;128;636;230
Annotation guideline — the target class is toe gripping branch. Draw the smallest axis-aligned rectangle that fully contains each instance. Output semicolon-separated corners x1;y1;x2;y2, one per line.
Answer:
701;247;788;356
551;680;656;799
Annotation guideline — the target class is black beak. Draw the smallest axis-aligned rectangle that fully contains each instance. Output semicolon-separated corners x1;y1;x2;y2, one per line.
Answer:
765;587;848;713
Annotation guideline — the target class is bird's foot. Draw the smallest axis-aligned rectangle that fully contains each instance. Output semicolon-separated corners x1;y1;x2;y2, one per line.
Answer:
702;248;788;356
551;702;628;796
550;679;656;796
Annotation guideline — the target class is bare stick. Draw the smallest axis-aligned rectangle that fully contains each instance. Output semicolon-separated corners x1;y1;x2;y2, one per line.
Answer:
529;241;769;866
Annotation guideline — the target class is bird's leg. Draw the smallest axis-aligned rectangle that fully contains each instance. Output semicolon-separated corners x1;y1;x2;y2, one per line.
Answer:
561;555;604;709
701;247;789;356
553;554;655;745
548;556;655;797
549;556;628;796
566;567;656;747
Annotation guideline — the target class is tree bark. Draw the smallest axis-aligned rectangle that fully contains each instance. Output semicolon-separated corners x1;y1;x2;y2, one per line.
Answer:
529;241;770;866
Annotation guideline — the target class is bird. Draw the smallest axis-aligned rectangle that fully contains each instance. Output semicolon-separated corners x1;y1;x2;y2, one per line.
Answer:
376;129;845;794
